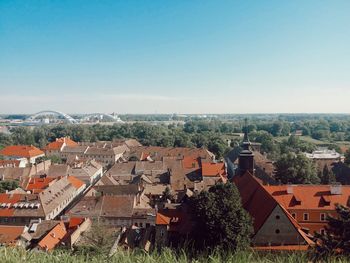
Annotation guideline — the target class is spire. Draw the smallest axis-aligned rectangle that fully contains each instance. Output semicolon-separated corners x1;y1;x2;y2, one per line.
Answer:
242;118;251;152
237;118;254;176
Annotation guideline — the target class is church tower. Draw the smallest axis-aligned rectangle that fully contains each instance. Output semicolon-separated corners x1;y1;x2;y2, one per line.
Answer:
238;120;254;176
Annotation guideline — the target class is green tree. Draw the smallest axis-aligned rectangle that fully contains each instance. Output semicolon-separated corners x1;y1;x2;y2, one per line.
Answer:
275;153;319;184
189;183;253;251
207;136;227;159
249;130;276;154
344;149;350;166
314;205;350;260
46;155;63;164
11;127;35;145
320;165;336;185
0;181;19;193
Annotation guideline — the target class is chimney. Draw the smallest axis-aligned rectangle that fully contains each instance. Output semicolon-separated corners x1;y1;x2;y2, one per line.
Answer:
330;184;342;195
287;185;294;194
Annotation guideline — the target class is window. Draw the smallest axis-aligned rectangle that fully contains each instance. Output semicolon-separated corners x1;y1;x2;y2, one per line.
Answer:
275;215;280;220
275;229;280;234
291;213;297;219
303;213;309;221
320;213;326;221
320;229;325;235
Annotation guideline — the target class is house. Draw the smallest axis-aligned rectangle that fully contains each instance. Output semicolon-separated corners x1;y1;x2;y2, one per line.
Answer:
125;146;215;162
68;160;103;186
0;225;28;247
27;218;91;250
0;145;45;165
263;184;350;235
60;146;89;160
36;221;67;251
234;171;313;248
24;177;57;194
155;203;193;247
0;176;85;225
0;160;26;168
44;137;78;157
201;162;227;180
305;149;343;170
84;145;127;167
67;189;155;228
232;128;314;249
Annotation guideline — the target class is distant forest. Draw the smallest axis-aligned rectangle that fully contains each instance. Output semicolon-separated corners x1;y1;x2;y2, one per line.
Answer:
1;114;350;160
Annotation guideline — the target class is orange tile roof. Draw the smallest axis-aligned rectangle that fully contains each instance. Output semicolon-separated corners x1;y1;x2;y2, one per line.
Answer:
233;172;277;232
0;194;22;217
264;185;350;210
156;213;171;225
0;145;44;158
0;225;25;246
45;137;78;151
234;172;314;246
67;176;85;190
68;217;84;229
201;162;226;177
182;157;201;169
25;177;56;193
37;221;67;251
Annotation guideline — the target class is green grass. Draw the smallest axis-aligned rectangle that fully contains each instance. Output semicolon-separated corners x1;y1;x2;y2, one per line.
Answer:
1;247;350;263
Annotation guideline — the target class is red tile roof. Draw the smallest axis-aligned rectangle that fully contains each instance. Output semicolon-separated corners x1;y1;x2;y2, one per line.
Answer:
25;177;56;194
0;194;22;217
0;145;44;158
67;176;85;190
67;217;84;229
234;172;314;247
37;221;67;251
156;213;171;225
233;172;277;232
182;157;201;169
264;185;350;210
201;162;226;177
45;137;78;151
0;225;25;246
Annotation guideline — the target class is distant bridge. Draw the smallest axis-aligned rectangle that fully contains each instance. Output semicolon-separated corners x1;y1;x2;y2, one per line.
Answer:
27;110;78;124
27;110;124;124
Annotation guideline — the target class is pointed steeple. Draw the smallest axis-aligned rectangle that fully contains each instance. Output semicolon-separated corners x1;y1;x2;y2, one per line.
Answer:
242;118;251;152
238;119;254;176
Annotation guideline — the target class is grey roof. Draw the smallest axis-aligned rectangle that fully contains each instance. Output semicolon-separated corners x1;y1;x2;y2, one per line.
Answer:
61;146;89;154
68;195;135;219
94;185;139;196
47;164;70;178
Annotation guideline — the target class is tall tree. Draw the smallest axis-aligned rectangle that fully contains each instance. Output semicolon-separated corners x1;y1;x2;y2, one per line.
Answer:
275;153;319;184
320;165;336;185
314;205;350;260
189;183;253;251
344;149;350;166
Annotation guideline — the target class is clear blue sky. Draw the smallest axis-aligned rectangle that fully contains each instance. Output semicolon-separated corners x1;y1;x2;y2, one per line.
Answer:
1;0;349;114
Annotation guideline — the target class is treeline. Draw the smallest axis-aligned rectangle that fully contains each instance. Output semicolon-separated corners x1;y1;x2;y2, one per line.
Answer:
0;123;230;159
1;117;350;160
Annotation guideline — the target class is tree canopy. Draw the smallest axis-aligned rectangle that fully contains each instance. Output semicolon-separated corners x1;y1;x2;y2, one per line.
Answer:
189;183;253;251
275;153;319;184
314;205;350;260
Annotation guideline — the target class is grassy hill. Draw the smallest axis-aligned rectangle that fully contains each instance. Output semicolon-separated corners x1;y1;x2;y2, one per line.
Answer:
1;247;349;263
